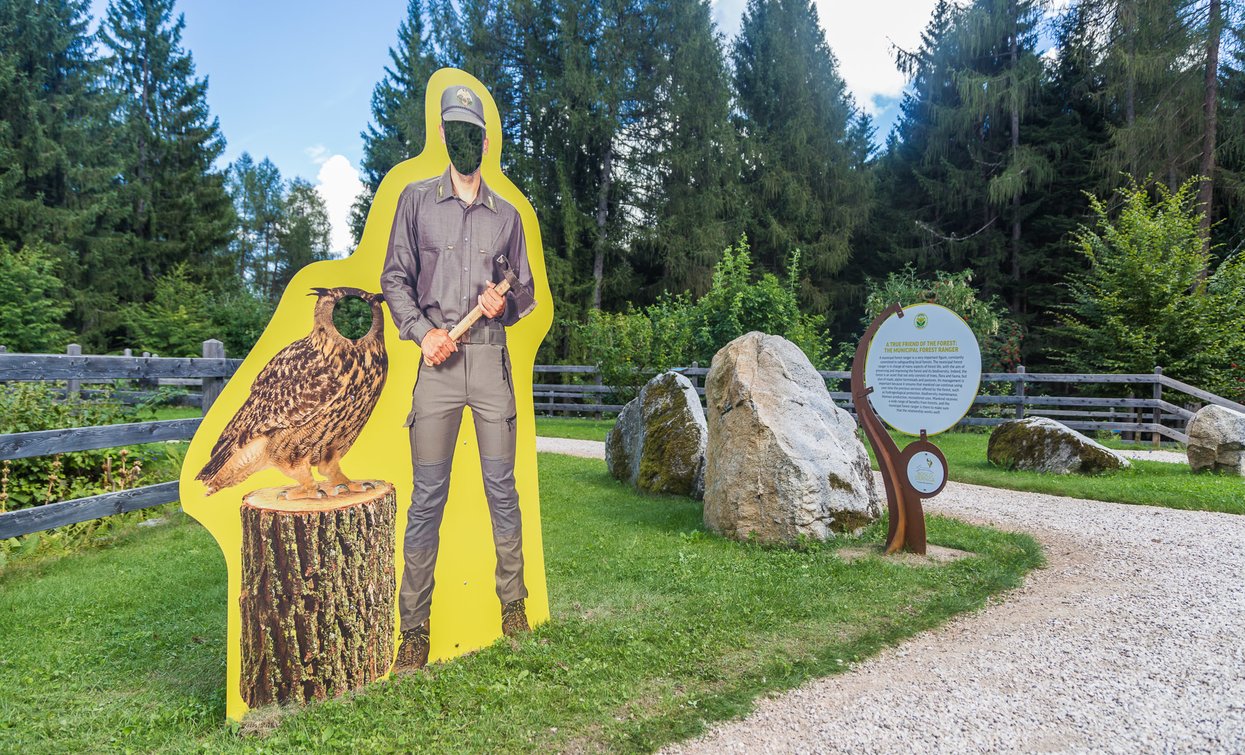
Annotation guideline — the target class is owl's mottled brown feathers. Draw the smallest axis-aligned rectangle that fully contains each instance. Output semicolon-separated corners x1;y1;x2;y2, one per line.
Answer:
197;287;388;500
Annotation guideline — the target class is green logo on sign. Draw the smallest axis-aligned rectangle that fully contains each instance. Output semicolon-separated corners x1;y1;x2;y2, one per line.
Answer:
915;313;928;329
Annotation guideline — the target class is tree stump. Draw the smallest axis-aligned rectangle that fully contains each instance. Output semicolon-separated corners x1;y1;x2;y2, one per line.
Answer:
239;481;396;708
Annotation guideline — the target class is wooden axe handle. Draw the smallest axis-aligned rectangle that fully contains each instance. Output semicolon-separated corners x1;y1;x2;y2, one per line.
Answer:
423;279;513;366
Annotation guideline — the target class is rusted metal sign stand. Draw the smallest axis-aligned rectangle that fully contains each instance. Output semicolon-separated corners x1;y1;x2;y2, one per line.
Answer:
851;304;949;555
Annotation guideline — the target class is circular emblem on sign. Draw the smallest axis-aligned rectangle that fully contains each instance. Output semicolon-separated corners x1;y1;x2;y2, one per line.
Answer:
455;87;474;107
863;303;982;436
899;440;948;497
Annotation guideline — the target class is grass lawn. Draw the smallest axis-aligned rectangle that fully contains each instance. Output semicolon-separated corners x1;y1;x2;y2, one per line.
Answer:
881;430;1244;515
153;406;205;421
532;417;1241;516
534;416;615;442
0;454;1040;753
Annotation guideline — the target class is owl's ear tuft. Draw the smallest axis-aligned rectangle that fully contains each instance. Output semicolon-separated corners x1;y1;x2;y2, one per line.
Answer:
309;287;331;297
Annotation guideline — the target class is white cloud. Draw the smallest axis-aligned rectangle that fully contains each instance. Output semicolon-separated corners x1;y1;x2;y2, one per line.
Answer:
314;154;363;256
814;0;941;114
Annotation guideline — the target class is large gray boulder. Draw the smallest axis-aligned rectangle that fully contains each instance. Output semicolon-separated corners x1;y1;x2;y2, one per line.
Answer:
702;332;880;544
987;417;1130;474
606;371;707;498
1186;404;1245;475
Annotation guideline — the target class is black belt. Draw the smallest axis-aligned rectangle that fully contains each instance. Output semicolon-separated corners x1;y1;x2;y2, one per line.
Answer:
455;323;506;345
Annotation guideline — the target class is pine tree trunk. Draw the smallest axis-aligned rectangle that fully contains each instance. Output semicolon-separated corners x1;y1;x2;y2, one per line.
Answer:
239;481;396;708
1010;20;1022;314
592;141;613;310
1197;0;1222;262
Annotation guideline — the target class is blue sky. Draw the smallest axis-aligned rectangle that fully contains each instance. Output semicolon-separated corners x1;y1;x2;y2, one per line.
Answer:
87;0;949;253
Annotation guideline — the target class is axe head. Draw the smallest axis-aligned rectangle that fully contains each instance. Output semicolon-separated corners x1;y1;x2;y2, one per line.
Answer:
495;254;536;319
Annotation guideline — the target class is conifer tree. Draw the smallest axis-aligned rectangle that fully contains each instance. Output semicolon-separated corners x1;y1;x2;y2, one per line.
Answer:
351;0;441;243
100;0;234;306
275;178;332;294
0;0;121;348
870;0;965;269
946;0;1051;313
628;0;743;300
1214;20;1245;258
226;153;284;300
731;0;874;314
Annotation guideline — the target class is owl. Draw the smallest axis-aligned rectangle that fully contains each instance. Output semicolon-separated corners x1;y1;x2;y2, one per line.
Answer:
197;287;388;500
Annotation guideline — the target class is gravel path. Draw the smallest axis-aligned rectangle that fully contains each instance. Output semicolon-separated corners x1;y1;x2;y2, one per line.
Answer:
1117;448;1188;465
534;436;1245;752
535;436;608;458
664;481;1245;753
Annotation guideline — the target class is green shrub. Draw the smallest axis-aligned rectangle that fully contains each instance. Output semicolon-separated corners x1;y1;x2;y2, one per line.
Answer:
123;263;277;360
0;243;72;353
122;263;217;357
0;383;174;567
211;288;276;360
577;236;831;399
863;266;1024;372
1053;177;1245;400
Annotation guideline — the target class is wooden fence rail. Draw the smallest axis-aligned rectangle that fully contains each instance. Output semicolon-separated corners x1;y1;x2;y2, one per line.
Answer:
2;342;1241;540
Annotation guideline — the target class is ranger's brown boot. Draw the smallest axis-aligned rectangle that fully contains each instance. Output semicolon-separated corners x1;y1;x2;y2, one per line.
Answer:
395;619;430;671
501;598;530;637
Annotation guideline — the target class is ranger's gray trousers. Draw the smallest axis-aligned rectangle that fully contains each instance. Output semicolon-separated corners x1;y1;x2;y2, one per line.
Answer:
398;340;525;631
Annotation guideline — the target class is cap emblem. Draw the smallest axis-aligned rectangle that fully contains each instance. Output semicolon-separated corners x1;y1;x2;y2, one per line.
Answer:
455;88;474;107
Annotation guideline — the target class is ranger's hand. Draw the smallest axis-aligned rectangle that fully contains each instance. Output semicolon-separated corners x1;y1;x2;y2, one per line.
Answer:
479;281;506;319
421;328;457;365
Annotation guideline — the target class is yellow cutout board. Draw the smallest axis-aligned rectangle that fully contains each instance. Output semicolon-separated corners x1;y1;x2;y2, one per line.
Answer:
178;69;552;721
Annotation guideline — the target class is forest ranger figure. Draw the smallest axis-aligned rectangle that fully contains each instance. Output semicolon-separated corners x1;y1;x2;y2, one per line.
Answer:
380;85;537;670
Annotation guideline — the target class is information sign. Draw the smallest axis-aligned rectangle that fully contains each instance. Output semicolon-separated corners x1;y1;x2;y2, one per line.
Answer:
863;303;982;436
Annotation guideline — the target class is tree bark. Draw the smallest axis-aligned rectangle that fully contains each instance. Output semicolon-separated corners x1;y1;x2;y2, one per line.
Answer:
1197;0;1222;262
592;141;613;311
239;481;396;708
1010;18;1022;314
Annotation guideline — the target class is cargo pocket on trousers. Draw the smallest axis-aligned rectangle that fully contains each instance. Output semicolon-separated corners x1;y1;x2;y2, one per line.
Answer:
403;407;417;428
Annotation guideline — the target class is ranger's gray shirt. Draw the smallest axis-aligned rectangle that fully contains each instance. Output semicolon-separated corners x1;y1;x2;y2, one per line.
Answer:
381;166;535;345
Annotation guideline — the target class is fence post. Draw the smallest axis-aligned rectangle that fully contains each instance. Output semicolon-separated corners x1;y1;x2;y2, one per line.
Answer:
66;343;82;400
202;339;225;413
1153;366;1163;448
1015;364;1026;419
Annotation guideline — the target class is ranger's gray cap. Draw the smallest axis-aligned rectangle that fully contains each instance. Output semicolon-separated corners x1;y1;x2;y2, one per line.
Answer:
440;85;485;129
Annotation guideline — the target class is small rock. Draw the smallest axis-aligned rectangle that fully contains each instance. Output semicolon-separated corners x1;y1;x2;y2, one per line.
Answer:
1186;404;1245;475
137;517;167;528
987;417;1130;474
702;332;880;545
606;371;707;498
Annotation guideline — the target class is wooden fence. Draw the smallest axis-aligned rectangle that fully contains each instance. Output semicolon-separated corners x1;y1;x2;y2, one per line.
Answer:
536;364;1243;447
0;341;235;539
2;343;1242;540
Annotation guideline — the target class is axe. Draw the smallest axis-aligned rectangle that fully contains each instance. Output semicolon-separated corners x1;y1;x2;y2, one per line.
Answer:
424;255;536;366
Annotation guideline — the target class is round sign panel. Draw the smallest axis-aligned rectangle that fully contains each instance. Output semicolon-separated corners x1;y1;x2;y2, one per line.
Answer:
863;303;982;436
902;443;948;497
